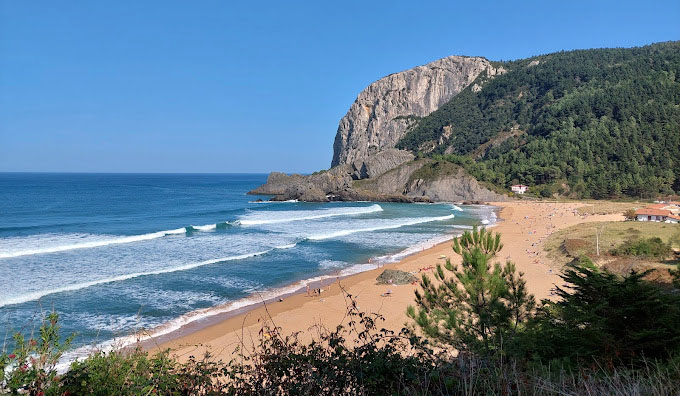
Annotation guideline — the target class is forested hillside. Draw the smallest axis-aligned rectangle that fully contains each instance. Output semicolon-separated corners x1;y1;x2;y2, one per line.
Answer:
397;42;680;198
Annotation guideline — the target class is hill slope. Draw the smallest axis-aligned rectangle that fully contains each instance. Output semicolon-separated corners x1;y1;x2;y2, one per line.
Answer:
397;42;680;198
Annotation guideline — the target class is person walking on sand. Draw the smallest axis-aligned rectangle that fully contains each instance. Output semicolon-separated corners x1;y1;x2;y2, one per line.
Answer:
306;284;311;297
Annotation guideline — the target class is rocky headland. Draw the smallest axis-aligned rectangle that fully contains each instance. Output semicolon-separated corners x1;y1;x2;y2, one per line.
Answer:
249;55;508;203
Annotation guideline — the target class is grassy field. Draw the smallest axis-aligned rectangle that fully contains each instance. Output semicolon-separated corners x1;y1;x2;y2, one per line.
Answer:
574;201;645;215
544;220;680;283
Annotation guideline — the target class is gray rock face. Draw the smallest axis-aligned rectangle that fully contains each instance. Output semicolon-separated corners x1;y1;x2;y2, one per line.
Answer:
376;269;418;285
405;168;508;202
350;149;414;179
249;150;416;201
249;54;510;203
248;167;353;201
355;159;507;202
332;56;495;167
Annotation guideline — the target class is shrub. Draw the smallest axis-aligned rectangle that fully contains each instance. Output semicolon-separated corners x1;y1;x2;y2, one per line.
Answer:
0;311;73;396
60;348;216;395
526;266;680;366
610;237;672;258
623;209;637;221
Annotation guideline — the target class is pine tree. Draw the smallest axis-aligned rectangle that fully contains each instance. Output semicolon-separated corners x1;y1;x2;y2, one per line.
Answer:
407;227;535;356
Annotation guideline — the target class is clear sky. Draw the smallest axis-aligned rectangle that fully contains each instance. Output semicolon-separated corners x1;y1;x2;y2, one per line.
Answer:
1;1;678;173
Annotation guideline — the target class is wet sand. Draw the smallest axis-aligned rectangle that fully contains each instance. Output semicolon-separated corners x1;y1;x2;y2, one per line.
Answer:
148;201;623;361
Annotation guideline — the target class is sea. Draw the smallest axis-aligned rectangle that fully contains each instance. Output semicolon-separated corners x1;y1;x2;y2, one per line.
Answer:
0;173;496;358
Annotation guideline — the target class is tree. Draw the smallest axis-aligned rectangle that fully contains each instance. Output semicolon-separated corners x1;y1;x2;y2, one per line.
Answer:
528;265;680;365
623;208;637;221
670;264;680;289
407;227;535;356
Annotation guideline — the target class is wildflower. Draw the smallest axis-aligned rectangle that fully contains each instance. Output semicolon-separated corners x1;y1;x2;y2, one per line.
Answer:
29;339;38;346
8;354;16;359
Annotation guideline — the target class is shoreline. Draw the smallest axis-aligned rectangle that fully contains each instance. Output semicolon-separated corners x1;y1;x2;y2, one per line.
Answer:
56;202;495;366
134;204;496;352
145;201;623;362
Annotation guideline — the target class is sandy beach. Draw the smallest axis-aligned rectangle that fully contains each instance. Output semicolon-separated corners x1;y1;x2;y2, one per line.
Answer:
149;201;624;361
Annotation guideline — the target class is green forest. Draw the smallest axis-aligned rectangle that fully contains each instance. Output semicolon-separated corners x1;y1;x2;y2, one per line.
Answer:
396;41;680;198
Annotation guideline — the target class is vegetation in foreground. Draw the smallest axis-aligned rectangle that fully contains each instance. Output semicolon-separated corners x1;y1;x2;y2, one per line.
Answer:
3;227;680;395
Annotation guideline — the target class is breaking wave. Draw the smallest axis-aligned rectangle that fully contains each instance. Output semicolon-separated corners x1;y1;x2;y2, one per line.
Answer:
307;214;455;240
0;205;384;259
0;243;298;308
236;204;383;226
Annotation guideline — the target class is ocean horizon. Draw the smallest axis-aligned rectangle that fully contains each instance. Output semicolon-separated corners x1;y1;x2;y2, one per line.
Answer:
0;173;495;359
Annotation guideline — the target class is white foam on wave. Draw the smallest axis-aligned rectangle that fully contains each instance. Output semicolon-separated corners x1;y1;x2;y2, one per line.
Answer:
0;204;385;259
307;214;455;241
56;260;380;373
66;312;160;334
450;204;464;211
275;243;298;250
190;224;217;231
52;205;495;373
2;240;301;308
237;204;383;226
372;233;459;264
1;227;189;259
0;250;272;308
319;259;348;269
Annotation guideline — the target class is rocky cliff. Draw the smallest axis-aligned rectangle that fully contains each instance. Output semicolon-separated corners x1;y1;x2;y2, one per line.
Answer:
353;160;507;202
331;56;499;167
249;149;424;202
249;54;509;203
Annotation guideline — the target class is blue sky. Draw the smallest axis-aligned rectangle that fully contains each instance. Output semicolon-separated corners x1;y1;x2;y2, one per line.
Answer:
1;1;678;173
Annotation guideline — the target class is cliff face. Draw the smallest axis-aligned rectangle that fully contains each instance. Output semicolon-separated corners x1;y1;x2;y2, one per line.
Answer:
250;54;509;203
249;149;416;202
331;56;496;167
353;160;507;202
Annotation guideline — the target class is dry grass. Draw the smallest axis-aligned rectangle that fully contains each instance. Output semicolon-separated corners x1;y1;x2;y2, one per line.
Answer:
575;201;645;215
544;220;680;282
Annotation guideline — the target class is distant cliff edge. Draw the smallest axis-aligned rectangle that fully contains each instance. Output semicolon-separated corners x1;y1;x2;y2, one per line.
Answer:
332;55;503;167
250;55;507;202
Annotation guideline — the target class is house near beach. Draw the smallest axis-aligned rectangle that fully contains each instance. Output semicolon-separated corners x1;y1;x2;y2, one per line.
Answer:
635;202;680;223
511;184;528;194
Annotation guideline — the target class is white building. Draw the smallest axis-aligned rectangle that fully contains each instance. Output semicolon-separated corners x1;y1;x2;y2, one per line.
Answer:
635;207;680;223
511;184;528;194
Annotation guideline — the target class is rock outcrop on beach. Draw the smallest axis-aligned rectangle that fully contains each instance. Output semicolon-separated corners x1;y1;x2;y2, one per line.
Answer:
249;54;508;203
376;269;418;285
331;56;499;167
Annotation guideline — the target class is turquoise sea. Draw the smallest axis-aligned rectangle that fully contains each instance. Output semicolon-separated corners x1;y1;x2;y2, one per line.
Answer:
0;173;495;358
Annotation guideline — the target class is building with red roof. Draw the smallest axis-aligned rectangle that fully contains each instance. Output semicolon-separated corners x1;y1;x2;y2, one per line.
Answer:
635;207;680;223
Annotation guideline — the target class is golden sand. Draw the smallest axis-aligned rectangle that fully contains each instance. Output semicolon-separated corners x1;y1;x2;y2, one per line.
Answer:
149;201;623;361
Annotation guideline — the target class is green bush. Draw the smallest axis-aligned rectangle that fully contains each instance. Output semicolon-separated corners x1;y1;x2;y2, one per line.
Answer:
0;312;73;396
611;237;672;257
525;266;680;366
